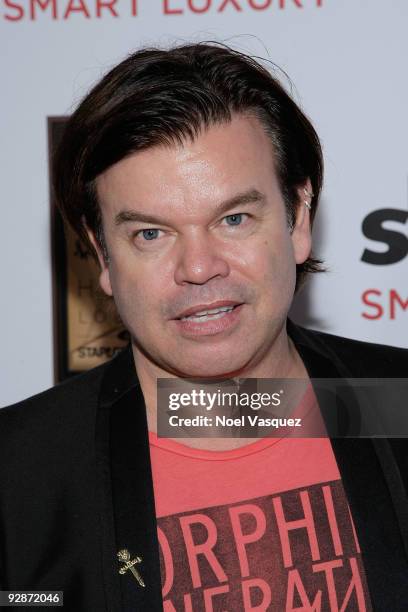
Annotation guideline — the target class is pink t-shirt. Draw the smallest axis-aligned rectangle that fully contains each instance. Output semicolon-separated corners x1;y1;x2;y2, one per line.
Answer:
149;398;372;611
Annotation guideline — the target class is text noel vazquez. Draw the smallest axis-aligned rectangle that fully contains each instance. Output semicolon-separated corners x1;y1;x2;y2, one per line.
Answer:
168;415;303;428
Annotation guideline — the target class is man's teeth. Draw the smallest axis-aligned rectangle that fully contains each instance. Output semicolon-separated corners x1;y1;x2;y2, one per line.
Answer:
181;306;235;322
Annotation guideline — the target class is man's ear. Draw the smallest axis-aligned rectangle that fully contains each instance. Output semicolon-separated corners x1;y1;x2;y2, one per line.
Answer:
85;223;113;297
290;178;313;265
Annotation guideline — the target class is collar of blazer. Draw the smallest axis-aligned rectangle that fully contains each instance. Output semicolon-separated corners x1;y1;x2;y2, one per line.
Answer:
95;319;408;611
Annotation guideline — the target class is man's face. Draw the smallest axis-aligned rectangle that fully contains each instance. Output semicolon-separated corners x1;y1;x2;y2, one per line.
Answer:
93;114;311;378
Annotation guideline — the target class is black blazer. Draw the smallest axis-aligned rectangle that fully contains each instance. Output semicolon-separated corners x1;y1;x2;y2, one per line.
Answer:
1;321;408;611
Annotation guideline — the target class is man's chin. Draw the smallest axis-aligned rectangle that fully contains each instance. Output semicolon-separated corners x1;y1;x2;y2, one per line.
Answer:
132;337;247;379
162;355;252;380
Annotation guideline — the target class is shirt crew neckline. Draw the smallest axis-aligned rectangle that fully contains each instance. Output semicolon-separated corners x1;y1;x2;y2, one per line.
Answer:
148;430;283;461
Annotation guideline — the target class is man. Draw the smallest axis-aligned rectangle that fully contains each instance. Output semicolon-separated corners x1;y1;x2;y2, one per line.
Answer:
1;43;407;612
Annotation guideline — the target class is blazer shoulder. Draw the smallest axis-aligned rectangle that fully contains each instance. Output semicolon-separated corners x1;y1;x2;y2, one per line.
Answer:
0;358;110;435
296;325;408;377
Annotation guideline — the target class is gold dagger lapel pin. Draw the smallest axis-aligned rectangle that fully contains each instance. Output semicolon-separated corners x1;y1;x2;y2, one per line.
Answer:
117;549;146;588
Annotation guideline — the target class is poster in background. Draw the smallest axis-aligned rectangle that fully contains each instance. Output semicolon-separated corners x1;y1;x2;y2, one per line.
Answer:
49;118;128;381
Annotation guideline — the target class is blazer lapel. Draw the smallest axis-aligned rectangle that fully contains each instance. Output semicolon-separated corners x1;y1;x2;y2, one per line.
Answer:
96;346;163;611
110;385;163;611
288;320;408;608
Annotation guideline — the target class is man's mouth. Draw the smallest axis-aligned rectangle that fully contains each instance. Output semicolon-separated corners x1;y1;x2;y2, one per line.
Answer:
180;305;236;322
173;301;244;337
175;301;242;322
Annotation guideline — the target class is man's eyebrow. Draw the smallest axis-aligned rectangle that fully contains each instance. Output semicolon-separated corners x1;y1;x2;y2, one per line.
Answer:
216;188;266;216
114;210;169;226
114;188;266;227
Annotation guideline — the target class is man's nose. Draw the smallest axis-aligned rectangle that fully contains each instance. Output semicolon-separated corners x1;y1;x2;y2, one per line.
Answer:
173;232;230;285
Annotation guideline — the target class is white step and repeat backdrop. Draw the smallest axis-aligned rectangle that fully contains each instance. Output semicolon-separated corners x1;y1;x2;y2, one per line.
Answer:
1;0;407;405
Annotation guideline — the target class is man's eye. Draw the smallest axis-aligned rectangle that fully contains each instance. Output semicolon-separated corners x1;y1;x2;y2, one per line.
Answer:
224;213;245;226
138;228;160;241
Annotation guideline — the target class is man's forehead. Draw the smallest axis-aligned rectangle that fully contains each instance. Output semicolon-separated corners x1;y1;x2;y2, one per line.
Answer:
97;113;276;180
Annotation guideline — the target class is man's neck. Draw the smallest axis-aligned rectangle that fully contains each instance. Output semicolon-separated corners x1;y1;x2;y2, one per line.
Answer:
132;327;309;451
